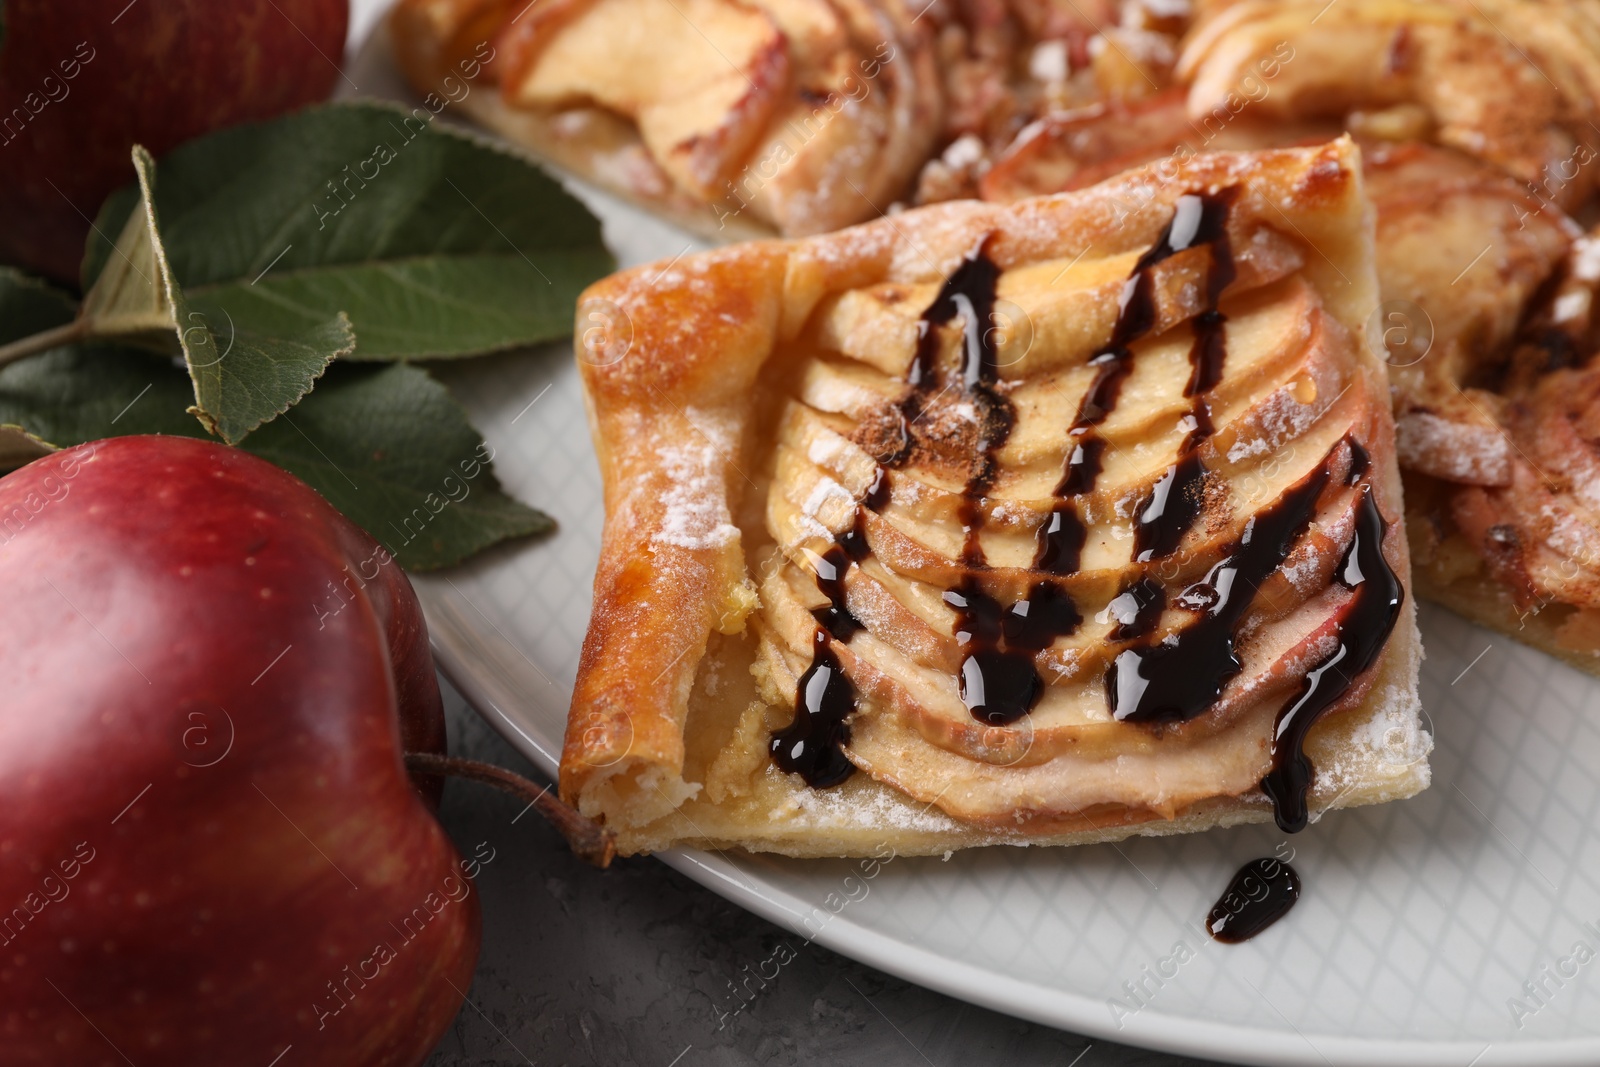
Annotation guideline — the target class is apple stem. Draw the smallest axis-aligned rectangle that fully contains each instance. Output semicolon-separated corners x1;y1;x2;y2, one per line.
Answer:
0;319;89;370
403;752;616;869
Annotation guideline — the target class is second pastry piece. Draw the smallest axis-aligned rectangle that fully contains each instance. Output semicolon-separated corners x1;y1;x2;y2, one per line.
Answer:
389;0;941;237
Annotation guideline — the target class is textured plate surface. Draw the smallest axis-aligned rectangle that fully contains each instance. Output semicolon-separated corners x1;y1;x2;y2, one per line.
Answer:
348;11;1600;1063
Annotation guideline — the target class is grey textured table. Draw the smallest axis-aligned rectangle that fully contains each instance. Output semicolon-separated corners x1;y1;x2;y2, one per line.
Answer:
423;676;1228;1067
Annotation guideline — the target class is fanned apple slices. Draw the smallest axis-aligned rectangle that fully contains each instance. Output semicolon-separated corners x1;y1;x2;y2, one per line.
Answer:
562;140;1428;857
390;0;940;237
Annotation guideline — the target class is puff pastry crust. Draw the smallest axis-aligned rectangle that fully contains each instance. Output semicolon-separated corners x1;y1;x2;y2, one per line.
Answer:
562;139;1427;856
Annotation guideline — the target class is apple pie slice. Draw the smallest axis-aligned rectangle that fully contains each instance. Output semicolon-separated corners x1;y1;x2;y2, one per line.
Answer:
389;0;941;238
562;139;1428;857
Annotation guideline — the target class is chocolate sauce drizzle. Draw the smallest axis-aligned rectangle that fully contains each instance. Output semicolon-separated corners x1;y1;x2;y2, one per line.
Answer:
1206;856;1302;943
917;242;1063;725
774;196;1404;830
1105;576;1167;643
769;473;887;786
1261;482;1403;832
775;239;1037;778
1108;438;1404;832
770;629;858;788
1133;191;1237;563
943;582;1042;724
1345;438;1371;485
811;515;870;642
1108;460;1332;725
1038;189;1240;575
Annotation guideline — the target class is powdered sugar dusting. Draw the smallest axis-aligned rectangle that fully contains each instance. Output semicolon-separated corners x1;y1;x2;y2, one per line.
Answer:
778;769;965;832
651;414;742;551
1317;679;1431;800
802;476;856;523
1395;411;1511;484
806;432;848;469
1227;389;1317;464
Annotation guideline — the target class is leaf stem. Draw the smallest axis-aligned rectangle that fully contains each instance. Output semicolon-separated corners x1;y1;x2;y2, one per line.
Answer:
0;319;88;370
403;751;616;869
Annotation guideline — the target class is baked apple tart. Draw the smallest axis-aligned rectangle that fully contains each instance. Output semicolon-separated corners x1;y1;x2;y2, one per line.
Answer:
562;140;1428;856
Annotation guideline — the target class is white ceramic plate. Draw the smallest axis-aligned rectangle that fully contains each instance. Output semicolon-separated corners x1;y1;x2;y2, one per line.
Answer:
347;12;1600;1064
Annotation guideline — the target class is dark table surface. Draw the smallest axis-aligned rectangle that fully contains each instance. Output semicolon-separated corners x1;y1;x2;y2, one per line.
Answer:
423;676;1230;1067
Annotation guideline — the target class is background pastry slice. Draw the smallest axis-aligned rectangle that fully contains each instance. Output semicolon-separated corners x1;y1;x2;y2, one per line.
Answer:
389;0;942;238
563;139;1429;857
1166;2;1600;671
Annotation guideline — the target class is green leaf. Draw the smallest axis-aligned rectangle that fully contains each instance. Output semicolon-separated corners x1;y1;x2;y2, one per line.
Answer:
0;269;191;467
85;101;612;362
76;147;351;445
0;345;205;447
178;290;352;446
76;158;184;348
0;346;552;569
0;267;76;345
240;363;554;570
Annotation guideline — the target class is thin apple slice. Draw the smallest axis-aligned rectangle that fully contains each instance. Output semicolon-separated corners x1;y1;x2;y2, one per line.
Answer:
735;0;942;235
499;0;789;197
841;580;1374;826
1359;140;1573;483
1178;0;1590;206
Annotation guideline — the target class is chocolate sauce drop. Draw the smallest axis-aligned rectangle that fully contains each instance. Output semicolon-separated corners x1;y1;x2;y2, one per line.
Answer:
1105;576;1166;642
770;629;858;788
1035;502;1087;575
1261;484;1403;832
1004;581;1083;651
943;581;1044;725
1206;857;1302;943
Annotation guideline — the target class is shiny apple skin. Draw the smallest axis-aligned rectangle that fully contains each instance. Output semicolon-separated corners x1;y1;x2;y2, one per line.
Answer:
0;0;350;283
0;435;479;1066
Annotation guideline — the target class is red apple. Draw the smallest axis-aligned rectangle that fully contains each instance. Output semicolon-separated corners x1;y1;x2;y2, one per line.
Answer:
0;435;478;1065
0;0;350;283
